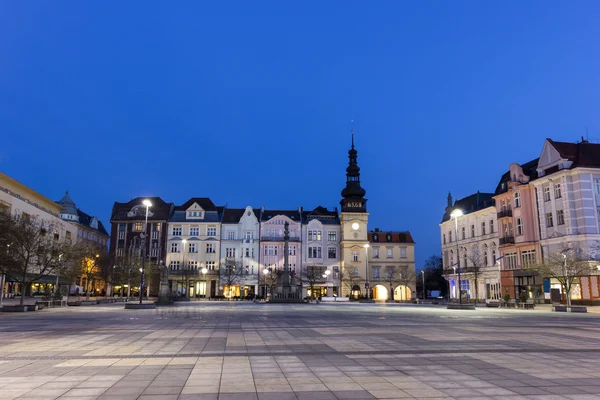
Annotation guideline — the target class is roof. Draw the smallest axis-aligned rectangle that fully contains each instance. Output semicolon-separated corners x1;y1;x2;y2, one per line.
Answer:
56;191;77;216
169;209;221;223
494;158;539;195
261;209;301;222
76;209;109;237
302;206;340;225
368;230;415;244
441;191;495;223
175;198;217;211
110;197;173;221
548;139;600;169
222;207;261;224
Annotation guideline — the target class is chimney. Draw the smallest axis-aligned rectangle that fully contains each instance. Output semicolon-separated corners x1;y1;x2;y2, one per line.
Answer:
581;136;588;144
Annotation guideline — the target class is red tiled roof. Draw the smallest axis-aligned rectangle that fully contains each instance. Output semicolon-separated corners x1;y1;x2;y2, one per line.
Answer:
368;231;415;244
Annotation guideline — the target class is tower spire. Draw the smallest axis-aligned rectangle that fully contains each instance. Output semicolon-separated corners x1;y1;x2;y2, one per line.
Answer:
340;133;367;212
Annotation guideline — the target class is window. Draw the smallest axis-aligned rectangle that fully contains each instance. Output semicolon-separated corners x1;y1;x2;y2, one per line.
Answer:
546;212;554;227
353;252;359;262
188;243;197;253
189;227;199;236
328;231;336;241
308;247;322;258
491;248;496;264
373;247;380;258
516;218;523;236
188;260;198;270
206;261;215;271
308;231;322;241
207;227;217;236
265;245;277;256
514;192;521;208
555;184;562;199
227;231;235;240
244;231;252;240
386;248;393;258
481;222;486;235
543;186;551;202
504;253;517;270
353;268;359;278
443;234;446;245
521;250;536;267
556;210;564;225
483;246;488;266
328;247;336;259
169;261;180;271
460;280;470;292
471;225;475;237
245;248;250;257
170;243;179;253
490;220;494;233
206;243;215;253
373;267;380;279
133;222;143;232
119;223;127;232
594;179;600;194
400;248;407;258
172;226;182;236
461;227;465;240
449;231;452;242
152;223;161;232
226;248;236;258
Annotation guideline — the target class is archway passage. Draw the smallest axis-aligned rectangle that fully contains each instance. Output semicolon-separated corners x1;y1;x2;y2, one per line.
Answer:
373;285;388;301
394;285;412;301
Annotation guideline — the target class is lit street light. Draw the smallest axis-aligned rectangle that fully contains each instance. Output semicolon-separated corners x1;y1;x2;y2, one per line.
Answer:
263;268;270;300
450;209;463;305
421;270;425;300
201;267;208;298
364;243;370;300
139;199;152;305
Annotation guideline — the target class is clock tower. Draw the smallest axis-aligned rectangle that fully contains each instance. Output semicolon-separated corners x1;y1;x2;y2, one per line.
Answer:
339;133;370;296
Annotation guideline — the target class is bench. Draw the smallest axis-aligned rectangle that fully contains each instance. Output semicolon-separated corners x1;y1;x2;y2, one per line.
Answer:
320;297;349;302
486;300;501;308
522;300;535;310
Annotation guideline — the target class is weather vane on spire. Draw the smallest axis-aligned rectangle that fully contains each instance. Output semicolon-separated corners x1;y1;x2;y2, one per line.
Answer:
351;119;355;147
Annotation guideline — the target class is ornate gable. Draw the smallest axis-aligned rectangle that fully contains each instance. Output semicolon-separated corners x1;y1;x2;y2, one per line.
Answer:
186;203;205;219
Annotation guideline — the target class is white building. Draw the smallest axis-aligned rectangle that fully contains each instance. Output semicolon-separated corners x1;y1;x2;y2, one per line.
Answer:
301;206;341;297
220;206;261;298
440;192;501;301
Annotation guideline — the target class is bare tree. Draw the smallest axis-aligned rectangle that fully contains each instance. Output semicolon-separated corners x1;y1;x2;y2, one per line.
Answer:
301;265;326;299
528;244;596;308
397;267;416;301
466;249;487;301
339;266;363;298
113;250;142;298
220;257;244;299
70;241;111;301
0;212;74;306
383;266;403;301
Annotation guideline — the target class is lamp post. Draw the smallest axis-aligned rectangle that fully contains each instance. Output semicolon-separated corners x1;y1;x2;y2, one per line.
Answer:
262;268;269;300
323;269;331;297
561;251;571;308
139;199;152;304
364;243;370;299
451;209;463;305
421;270;425;300
201;267;208;298
182;239;187;297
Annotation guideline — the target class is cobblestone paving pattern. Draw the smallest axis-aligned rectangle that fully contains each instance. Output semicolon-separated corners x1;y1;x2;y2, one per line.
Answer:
0;303;599;400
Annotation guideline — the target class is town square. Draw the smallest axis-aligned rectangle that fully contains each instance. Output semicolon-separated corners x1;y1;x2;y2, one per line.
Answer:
1;302;600;400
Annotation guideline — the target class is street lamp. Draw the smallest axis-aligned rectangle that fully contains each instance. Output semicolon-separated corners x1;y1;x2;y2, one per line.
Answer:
450;209;463;305
139;199;152;304
182;239;187;297
263;268;270;300
201;267;208;298
364;243;370;299
561;250;571;308
421;270;425;300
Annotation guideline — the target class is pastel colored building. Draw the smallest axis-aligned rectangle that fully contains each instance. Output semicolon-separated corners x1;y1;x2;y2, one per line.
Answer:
440;192;500;301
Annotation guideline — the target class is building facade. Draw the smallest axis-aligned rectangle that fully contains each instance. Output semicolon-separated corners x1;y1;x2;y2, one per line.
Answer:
220;206;261;298
301;206;341;297
533;139;600;304
494;159;543;301
109;197;173;297
440;192;500;301
368;229;416;301
165;198;222;298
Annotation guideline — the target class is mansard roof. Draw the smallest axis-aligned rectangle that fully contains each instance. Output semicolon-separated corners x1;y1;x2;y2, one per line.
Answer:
175;197;217;211
442;191;495;223
494;158;539;195
368;230;415;244
261;209;301;222
222;207;261;224
302;206;340;225
76;209;109;237
110;197;174;221
547;139;600;169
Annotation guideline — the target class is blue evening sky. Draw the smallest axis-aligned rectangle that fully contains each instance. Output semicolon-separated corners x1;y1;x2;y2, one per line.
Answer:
1;2;599;268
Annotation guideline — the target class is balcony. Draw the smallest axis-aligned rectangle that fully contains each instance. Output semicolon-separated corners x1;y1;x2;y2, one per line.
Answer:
499;236;515;246
260;236;301;242
497;209;513;219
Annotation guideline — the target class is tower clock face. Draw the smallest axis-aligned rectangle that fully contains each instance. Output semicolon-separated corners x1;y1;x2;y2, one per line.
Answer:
351;222;360;231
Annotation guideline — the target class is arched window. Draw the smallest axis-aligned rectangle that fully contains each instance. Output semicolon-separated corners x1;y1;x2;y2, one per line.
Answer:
483;244;488;266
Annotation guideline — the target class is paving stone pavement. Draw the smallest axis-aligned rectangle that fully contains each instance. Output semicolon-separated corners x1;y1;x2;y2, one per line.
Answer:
0;302;600;400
